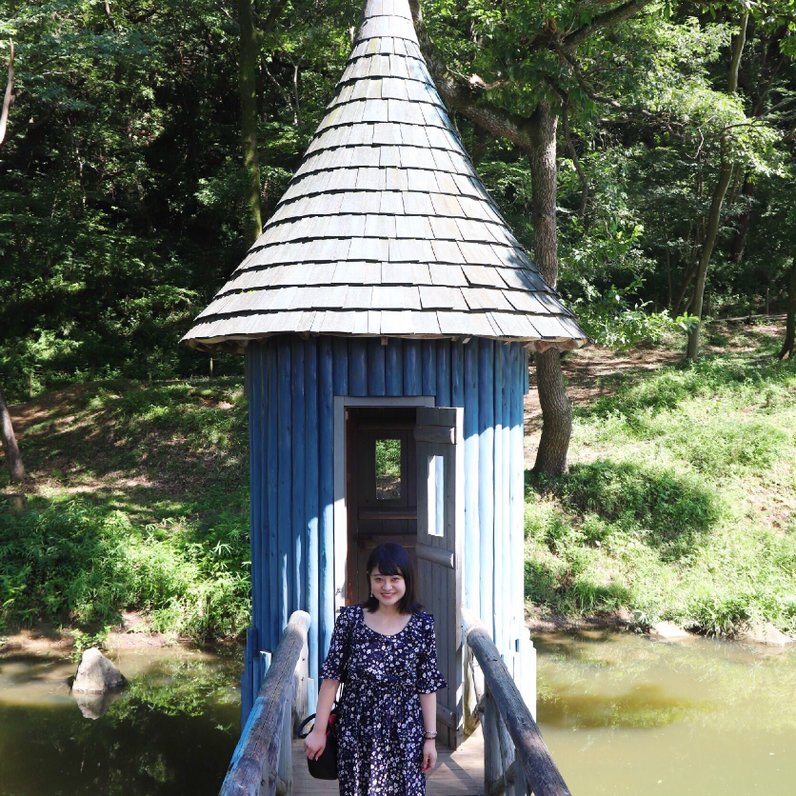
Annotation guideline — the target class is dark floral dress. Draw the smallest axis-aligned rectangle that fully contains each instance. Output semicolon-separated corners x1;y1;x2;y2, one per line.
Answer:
320;605;447;795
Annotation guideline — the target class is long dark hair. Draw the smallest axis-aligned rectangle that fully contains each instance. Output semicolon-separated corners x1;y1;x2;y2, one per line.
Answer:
363;543;422;614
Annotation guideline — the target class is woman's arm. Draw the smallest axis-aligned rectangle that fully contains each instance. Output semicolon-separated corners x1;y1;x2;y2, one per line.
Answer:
419;691;438;772
303;678;340;760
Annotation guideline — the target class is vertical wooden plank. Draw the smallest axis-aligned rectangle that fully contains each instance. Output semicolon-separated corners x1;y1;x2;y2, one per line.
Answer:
244;347;260;721
266;344;280;649
436;340;451;407
333;336;349;398
291;339;306;615
350;338;367;396
304;340;320;686
368;338;386;396
511;344;534;713
421;340;436;397
277;341;292;634
386;339;403;396
478;339;495;639
451;341;464;407
508;345;524;652
463;340;479;614
493;343;505;655
318;338;335;655
403;338;421;395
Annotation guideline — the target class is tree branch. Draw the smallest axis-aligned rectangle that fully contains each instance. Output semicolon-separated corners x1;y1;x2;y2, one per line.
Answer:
563;0;657;49
559;91;590;220
728;11;750;94
0;39;14;148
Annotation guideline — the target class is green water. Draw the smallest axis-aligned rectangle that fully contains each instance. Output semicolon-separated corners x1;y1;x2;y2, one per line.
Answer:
0;646;241;795
535;630;796;796
3;633;794;795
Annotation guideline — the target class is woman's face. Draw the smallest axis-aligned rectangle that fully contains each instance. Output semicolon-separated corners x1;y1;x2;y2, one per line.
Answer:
369;566;406;609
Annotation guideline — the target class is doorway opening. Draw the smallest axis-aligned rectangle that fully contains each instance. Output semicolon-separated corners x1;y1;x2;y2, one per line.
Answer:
345;407;417;605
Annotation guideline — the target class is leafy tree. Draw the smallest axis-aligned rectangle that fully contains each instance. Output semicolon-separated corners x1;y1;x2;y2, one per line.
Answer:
413;0;659;474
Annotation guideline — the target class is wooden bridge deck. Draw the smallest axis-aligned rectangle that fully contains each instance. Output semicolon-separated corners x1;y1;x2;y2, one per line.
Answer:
291;726;485;794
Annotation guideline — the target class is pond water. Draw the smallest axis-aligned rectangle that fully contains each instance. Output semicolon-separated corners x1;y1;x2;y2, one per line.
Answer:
534;630;796;796
2;633;794;795
0;646;241;795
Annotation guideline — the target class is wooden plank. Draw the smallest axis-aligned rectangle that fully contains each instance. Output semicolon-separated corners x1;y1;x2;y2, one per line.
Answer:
421;340;436;397
463;341;480;613
478;340;495;639
304;341;320;685
367;337;386;396
265;346;280;648
291;339;305;614
386;340;403;396
403;338;421;395
492;343;506;656
318;338;335;656
291;726;484;794
277;343;292;633
419;286;468;310
349;338;368;396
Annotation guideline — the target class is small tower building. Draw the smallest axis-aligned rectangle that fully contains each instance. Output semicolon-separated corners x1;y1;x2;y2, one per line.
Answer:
183;0;587;746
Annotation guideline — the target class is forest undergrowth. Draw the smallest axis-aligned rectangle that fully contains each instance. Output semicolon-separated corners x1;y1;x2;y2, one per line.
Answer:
1;320;794;647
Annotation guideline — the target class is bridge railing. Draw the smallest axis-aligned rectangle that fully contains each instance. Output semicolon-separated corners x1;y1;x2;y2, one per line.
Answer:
463;609;572;796
219;610;311;796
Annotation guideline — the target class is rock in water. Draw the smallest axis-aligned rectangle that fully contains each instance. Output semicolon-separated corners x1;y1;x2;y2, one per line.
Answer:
72;647;127;694
649;621;691;640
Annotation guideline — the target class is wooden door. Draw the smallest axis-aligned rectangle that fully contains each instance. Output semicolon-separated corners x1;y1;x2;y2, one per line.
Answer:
415;406;464;749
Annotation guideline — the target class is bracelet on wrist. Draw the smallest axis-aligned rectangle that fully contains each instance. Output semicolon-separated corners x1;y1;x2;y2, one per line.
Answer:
424;731;437;740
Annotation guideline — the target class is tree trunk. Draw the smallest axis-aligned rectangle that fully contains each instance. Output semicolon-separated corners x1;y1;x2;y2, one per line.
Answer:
779;259;796;360
0;39;14;147
686;154;733;360
528;101;573;476
685;11;748;361
0;386;25;483
238;0;262;245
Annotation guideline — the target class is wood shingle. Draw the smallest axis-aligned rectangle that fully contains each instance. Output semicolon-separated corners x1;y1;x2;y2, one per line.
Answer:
182;0;588;351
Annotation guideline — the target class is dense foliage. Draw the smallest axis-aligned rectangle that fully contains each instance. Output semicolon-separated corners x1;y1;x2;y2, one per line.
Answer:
0;1;794;397
1;1;795;640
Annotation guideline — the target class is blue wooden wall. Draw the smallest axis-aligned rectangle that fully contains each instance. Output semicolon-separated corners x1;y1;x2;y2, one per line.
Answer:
242;335;529;718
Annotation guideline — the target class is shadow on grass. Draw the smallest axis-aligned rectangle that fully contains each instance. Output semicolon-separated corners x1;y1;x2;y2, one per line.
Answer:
7;378;248;524
527;460;721;562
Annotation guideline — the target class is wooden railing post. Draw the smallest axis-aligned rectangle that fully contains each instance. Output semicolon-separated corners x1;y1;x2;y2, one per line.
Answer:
463;610;571;796
220;610;311;796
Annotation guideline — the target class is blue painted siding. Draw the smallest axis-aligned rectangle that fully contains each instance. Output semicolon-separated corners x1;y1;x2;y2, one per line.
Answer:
242;336;529;716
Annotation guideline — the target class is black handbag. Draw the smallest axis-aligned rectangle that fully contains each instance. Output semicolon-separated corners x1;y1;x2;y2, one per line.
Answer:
299;610;352;780
297;703;340;780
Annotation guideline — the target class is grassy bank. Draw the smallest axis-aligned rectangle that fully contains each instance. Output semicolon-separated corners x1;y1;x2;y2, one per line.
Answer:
0;379;251;644
525;321;796;636
2;321;794;643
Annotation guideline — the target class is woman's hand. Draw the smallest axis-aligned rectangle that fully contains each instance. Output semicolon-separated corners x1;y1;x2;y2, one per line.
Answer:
420;738;437;772
304;727;327;760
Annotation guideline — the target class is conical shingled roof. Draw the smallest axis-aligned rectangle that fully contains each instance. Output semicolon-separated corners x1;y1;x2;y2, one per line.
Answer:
182;0;588;351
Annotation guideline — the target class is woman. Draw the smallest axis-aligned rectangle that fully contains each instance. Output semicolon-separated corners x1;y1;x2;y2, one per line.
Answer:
304;542;446;795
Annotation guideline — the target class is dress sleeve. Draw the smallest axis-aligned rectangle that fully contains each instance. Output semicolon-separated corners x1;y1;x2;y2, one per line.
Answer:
320;606;355;682
416;613;447;694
